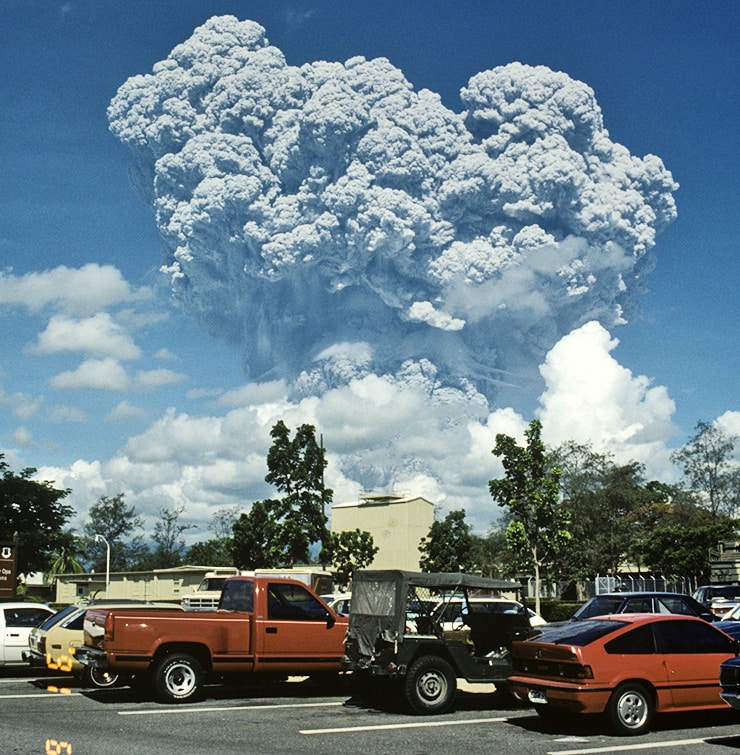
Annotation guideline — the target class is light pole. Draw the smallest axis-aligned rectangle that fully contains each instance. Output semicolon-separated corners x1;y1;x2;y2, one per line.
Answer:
94;534;110;598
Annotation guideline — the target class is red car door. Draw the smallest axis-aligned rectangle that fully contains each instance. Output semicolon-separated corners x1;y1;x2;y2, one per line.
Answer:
654;619;735;709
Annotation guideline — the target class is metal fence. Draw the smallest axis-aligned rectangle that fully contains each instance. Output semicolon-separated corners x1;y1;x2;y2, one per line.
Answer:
522;575;699;600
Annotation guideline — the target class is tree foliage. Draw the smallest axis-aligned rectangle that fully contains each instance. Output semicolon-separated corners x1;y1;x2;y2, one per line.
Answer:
553;442;656;578
419;509;477;573
0;455;73;576
256;420;331;566
83;494;146;572
47;533;85;580
230;421;335;569
231;499;283;569
187;506;238;566
471;525;516;579
489;420;568;612
671;420;739;519
322;529;378;590
639;519;737;580
138;505;195;569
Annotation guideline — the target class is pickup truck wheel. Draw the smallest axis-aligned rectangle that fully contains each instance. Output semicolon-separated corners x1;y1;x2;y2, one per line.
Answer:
403;655;456;715
81;665;123;689
153;653;204;704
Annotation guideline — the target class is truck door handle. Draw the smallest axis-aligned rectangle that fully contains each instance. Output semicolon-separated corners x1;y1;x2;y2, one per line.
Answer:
266;627;278;634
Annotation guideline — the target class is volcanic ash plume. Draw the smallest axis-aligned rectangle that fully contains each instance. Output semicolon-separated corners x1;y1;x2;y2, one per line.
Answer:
108;15;677;399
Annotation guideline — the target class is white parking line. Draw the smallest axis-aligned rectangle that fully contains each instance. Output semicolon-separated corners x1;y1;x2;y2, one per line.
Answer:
118;701;344;716
301;716;509;734
0;692;81;699
548;737;715;754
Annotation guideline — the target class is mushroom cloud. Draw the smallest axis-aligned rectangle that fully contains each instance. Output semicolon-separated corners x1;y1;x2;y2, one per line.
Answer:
108;15;677;407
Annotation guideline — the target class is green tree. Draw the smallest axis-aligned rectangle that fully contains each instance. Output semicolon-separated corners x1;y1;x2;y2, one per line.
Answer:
186;506;238;566
83;494;147;571
639;519;737;580
0;455;73;576
139;505;195;569
473;524;518;579
627;482;712;570
419;510;477;573
231;499;283;569
550;441;602;578
47;533;85;581
186;539;233;566
671;420;739;519
264;421;331;565
555;447;654;578
488;420;568;614
322;529;378;590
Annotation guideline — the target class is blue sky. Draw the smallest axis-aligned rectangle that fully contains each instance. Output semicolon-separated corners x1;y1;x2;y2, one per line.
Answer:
1;1;737;538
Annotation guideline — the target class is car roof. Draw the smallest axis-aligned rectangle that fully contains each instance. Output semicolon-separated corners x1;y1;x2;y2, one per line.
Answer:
444;596;518;602
594;592;691;598
0;602;54;610
588;612;707;624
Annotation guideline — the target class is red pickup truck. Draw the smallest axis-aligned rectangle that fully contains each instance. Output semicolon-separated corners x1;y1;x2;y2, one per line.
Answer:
77;575;348;703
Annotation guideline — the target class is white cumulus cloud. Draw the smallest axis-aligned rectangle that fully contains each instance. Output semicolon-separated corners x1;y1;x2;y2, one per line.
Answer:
48;358;131;391
28;312;141;360
0;263;147;316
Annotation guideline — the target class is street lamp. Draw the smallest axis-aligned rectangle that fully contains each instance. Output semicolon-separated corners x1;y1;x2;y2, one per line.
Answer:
94;534;110;598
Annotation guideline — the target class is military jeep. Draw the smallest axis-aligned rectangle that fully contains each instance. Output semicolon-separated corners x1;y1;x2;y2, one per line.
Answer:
343;569;536;714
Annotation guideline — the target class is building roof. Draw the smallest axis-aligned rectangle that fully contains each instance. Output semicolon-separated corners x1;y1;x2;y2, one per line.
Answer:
332;493;434;509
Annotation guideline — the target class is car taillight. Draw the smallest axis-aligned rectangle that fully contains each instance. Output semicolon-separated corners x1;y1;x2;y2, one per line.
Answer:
514;657;594;680
104;612;114;643
572;664;593;679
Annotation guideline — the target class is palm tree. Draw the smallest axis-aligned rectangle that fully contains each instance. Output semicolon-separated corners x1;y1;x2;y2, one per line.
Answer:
48;544;85;581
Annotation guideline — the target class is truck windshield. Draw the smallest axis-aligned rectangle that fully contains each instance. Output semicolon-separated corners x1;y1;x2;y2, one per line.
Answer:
200;578;228;592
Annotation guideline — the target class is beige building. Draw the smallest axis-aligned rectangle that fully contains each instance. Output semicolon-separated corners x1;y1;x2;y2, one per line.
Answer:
53;565;218;605
331;493;435;571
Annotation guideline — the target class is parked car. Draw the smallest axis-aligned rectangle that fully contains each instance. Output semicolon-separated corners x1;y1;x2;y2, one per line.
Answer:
719;655;740;711
509;614;737;735
715;620;740;640
720;604;740;621
322;593;351;615
1;602;56;666
25;599;179;687
569;592;714;622
432;596;546;630
693;584;740;618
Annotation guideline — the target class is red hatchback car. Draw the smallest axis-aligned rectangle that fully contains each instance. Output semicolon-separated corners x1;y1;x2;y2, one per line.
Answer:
509;614;738;735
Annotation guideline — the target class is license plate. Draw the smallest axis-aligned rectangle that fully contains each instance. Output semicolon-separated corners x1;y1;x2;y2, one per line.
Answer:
528;688;547;704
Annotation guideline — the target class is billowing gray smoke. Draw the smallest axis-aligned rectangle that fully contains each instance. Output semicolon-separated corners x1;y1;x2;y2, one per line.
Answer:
109;15;677;399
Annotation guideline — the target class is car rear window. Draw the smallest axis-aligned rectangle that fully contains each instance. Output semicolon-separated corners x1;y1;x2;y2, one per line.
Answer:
572;596;625;619
711;586;740;600
530;619;627;646
605;624;656;654
37;604;77;631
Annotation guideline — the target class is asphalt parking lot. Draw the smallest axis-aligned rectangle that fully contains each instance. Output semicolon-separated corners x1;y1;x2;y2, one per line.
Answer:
3;670;740;755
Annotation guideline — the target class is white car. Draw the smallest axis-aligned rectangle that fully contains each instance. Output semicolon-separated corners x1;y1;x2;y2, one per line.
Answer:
321;593;351;615
432;596;546;631
1;602;56;665
721;603;740;621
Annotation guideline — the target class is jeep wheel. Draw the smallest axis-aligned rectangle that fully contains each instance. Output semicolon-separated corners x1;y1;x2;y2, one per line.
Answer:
403;655;456;714
152;653;204;704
